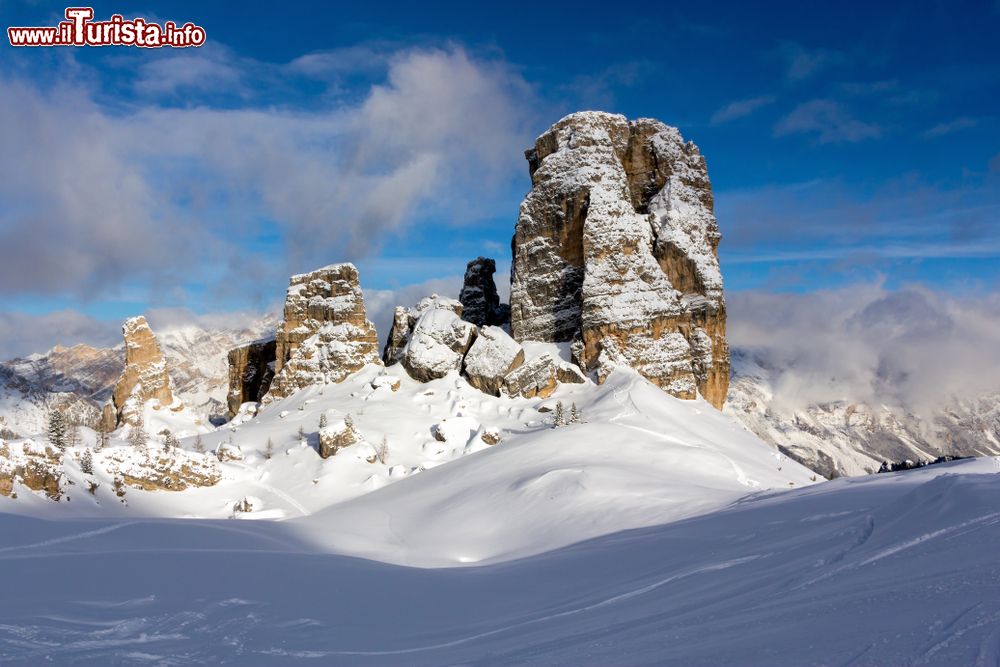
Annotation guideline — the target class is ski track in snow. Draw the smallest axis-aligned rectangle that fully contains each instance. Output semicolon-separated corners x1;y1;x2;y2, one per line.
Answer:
263;555;764;658
858;512;1000;566
0;521;135;556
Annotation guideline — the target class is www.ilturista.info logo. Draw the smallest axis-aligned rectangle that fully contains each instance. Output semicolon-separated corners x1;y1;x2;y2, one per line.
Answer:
8;7;206;48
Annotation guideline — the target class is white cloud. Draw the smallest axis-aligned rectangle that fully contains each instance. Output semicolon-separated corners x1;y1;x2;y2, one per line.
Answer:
710;95;776;125
778;43;845;82
773;99;881;143
0;46;535;302
0;311;119;359
923;116;979;139
729;286;1000;414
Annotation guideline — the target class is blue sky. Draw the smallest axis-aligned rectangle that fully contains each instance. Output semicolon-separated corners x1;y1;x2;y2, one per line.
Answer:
0;0;998;354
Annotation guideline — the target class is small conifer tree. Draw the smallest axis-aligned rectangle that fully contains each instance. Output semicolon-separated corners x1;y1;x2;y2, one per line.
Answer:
570;403;581;424
80;448;94;475
553;401;565;427
264;437;274;460
193;434;205;453
319;414;328;429
48;410;67;451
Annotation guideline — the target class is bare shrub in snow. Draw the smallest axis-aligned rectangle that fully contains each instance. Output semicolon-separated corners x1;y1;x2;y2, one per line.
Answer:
375;437;389;464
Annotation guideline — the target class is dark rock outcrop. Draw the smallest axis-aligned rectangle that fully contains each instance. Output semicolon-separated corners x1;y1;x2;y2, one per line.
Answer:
226;337;276;418
458;257;509;327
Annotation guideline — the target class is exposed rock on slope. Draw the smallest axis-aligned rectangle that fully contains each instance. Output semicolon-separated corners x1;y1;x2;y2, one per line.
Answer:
226;337;276;418
509;111;729;408
0;440;63;500
458;257;510;327
382;295;464;365
107;316;176;427
401;307;478;382
462;326;525;395
265;264;381;400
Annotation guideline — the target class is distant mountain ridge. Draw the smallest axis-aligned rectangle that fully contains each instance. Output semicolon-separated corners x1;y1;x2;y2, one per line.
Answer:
0;316;277;436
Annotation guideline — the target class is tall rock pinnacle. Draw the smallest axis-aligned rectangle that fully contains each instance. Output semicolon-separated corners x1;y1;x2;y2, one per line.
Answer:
264;263;381;401
509;111;729;408
106;315;176;427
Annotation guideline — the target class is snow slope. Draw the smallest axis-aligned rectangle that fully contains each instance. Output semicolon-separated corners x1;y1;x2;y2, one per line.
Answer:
0;457;997;665
0;365;814;529
2;361;997;664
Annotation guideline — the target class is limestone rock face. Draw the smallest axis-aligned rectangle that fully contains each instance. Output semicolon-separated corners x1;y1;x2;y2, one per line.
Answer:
503;353;559;399
458;257;509;327
109;316;175;426
265;264;381;401
509;111;729;408
0;440;63;500
226;337;276;418
401;308;478;382
462;326;525;396
382;295;463;365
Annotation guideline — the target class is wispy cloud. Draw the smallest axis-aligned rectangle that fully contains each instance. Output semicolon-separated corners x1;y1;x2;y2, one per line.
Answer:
716;176;1000;263
710;95;776;125
0;310;119;359
773;99;881;143
778;42;845;82
923;116;979;138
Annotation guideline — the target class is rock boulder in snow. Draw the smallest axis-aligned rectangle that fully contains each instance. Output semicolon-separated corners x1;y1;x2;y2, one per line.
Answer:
400;307;477;382
382;295;464;365
462;326;525;396
509;111;729;408
265;264;381;401
503;353;560;399
319;418;358;458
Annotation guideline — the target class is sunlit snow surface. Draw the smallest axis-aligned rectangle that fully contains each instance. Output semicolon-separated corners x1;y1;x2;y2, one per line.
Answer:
1;367;998;665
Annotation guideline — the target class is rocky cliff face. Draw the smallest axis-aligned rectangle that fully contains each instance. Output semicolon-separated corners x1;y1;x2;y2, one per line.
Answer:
510;111;729;408
226;337;276;418
458;257;509;327
108;316;176;427
265;264;381;400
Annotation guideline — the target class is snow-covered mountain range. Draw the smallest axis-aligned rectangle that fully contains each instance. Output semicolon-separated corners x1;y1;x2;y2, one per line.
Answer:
4;327;997;480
